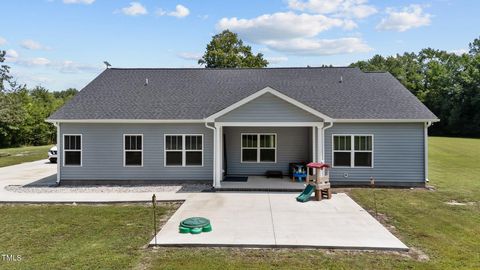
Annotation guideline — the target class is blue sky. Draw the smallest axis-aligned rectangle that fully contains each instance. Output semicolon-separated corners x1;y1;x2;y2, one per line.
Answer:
1;0;478;91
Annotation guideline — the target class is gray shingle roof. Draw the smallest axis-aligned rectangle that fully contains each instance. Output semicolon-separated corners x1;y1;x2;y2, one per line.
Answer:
48;67;437;121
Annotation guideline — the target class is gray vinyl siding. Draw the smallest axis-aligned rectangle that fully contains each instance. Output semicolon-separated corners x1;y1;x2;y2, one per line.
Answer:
224;127;310;175
217;93;323;122
59;123;213;181
324;123;425;184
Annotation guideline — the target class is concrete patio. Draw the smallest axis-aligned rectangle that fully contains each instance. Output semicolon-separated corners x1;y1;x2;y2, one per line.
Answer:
150;192;408;251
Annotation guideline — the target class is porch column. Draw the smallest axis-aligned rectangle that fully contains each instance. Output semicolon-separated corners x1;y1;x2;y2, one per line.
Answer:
311;126;316;162
316;123;324;163
214;123;222;188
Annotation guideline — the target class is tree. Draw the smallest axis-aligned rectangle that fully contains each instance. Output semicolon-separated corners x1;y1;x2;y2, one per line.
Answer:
0;50;13;92
198;30;268;68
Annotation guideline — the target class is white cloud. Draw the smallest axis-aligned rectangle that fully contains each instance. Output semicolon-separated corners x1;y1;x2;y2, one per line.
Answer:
0;36;7;45
63;0;95;4
157;5;190;18
265;56;288;64
120;2;148;16
168;4;190;18
216;11;371;56
264;37;372;55
198;14;209;20
288;0;377;19
177;52;202;61
20;39;50;50
450;48;468;55
376;4;431;32
58;60;102;73
4;49;19;62
28;57;51;66
217;12;354;43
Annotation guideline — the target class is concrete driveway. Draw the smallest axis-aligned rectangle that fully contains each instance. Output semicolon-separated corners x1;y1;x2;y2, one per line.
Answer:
151;192;408;251
0;160;187;202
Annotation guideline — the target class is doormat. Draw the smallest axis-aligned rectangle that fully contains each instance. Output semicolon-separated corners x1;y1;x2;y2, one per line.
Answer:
223;176;248;182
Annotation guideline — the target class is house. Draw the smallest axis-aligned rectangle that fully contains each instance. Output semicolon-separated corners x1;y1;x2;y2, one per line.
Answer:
47;67;438;188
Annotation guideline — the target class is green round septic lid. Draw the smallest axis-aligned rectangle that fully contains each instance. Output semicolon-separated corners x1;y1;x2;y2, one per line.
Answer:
180;217;211;229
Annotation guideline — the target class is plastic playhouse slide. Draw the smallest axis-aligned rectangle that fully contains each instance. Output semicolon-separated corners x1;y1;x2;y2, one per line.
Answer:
296;184;315;202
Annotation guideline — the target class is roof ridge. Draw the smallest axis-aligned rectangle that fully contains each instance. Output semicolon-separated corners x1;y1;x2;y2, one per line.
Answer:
107;66;359;71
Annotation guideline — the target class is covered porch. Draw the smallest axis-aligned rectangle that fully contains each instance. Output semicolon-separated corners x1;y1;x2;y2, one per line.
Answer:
212;122;328;190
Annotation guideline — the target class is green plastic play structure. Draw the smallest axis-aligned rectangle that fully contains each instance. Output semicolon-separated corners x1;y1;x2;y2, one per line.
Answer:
296;184;315;202
179;217;212;234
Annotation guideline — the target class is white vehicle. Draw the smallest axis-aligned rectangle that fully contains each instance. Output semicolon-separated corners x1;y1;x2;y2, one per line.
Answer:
48;146;58;163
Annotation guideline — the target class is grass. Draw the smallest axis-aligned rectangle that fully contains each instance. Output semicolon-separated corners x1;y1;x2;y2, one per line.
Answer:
0;203;178;270
0;145;53;168
0;137;479;269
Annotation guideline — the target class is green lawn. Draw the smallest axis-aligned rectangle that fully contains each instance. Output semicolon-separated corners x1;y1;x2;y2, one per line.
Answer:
0;137;479;269
0;145;53;168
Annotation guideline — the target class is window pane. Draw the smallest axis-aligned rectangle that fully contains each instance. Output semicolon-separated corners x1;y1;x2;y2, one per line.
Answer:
125;151;142;166
355;152;372;167
186;152;202;166
65;151;81;165
186;136;202;150
166;151;182;166
355;136;372;151
125;136;131;150
166;136;182;150
136;136;142;150
242;135;257;148
260;149;275;162
65;136;71;150
334;152;351;166
334;136;351;150
75;136;81;150
260;135;275;148
242;149;257;162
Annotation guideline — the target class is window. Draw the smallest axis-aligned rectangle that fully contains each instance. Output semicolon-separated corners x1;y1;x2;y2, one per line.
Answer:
165;135;203;166
333;135;373;167
124;135;143;166
241;133;276;163
64;134;81;166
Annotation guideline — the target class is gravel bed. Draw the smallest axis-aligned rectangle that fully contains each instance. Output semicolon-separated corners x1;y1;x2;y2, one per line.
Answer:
5;184;211;193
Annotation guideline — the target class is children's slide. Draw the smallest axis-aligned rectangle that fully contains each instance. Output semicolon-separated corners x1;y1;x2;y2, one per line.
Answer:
296;184;315;202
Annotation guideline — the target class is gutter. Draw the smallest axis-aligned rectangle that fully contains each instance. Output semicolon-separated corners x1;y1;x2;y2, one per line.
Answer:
321;122;334;163
204;122;217;188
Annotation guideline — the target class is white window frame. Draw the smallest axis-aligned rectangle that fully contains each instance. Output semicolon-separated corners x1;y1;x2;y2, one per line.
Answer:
240;133;277;163
164;134;204;167
63;134;82;167
332;134;374;168
123;134;143;167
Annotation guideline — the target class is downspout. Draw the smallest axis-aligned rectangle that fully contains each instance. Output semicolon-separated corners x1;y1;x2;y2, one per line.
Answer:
321;122;334;163
53;122;61;185
425;121;432;184
204;122;217;188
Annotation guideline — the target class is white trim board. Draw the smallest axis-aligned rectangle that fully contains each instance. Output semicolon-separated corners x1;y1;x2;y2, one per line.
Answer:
204;86;333;122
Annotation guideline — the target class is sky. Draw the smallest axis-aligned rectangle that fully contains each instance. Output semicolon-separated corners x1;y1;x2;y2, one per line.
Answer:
1;0;478;91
